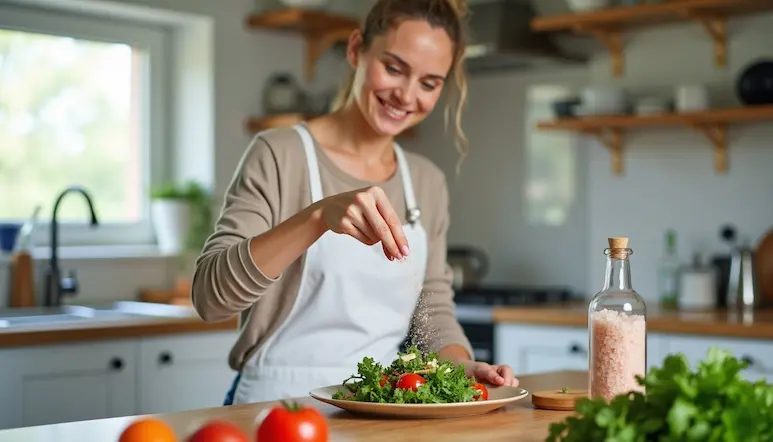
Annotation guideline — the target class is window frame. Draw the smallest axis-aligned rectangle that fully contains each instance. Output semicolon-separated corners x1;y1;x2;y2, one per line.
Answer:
0;3;170;248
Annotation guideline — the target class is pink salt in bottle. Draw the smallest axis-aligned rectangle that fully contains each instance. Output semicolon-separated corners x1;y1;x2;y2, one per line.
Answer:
588;237;647;402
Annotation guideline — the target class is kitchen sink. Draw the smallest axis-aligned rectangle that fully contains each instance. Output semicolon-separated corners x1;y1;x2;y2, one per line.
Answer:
0;301;196;329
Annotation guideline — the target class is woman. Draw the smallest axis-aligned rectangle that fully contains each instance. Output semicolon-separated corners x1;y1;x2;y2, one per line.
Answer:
192;0;518;405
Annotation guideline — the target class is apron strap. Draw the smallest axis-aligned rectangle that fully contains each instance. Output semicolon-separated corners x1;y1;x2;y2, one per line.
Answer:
294;124;324;203
294;123;420;224
393;144;420;225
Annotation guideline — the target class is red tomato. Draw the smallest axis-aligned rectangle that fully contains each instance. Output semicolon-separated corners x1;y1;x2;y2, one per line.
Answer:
472;382;488;401
379;373;397;388
187;420;248;442
395;373;426;391
257;401;328;442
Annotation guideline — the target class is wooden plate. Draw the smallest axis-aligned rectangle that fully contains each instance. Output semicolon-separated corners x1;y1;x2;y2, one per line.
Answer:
531;389;587;411
309;385;529;419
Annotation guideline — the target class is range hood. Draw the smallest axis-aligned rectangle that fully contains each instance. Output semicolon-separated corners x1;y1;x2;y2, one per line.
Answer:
464;0;586;73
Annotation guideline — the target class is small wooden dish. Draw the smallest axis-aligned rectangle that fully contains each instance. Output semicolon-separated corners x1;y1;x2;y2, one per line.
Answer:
531;389;587;411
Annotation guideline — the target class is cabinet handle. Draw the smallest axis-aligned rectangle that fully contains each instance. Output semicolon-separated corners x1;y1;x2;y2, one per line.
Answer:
109;357;124;371
569;344;586;355
159;351;173;365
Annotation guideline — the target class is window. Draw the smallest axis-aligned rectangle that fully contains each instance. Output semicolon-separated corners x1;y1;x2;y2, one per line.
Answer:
524;85;578;227
0;4;169;248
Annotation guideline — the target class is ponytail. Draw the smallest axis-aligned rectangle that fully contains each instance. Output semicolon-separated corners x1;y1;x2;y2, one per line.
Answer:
330;70;355;112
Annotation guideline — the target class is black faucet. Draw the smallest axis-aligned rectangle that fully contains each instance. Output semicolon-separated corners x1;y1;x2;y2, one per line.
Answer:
44;186;100;307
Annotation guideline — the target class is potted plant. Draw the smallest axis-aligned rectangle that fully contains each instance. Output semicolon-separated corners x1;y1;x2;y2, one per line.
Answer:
150;181;213;255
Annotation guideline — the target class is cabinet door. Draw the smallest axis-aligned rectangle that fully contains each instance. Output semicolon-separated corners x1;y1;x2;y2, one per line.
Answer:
495;324;666;377
661;334;773;383
138;330;239;414
495;324;589;375
0;340;137;429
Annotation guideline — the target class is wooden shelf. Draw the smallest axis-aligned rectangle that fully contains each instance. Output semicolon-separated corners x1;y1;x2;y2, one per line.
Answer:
245;114;418;139
530;0;773;77
246;8;359;82
536;105;773;175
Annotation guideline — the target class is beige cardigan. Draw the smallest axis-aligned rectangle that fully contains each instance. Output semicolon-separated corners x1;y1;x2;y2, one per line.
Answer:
191;126;473;371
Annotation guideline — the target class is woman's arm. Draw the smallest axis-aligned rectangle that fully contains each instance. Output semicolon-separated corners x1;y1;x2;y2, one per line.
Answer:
192;136;324;322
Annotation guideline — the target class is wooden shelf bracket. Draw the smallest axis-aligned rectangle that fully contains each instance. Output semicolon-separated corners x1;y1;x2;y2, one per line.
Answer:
588;127;626;175
304;27;353;82
691;123;728;174
699;16;727;68
586;28;624;77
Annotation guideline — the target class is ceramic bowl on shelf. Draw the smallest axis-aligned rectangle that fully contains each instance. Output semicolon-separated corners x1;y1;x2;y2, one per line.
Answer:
736;59;773;106
567;0;610;12
279;0;328;8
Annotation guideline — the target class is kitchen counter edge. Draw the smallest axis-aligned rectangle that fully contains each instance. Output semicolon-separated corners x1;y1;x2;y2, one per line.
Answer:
492;305;773;340
0;315;239;348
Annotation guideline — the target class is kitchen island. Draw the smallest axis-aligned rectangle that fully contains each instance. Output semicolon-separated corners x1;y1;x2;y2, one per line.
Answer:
0;370;586;442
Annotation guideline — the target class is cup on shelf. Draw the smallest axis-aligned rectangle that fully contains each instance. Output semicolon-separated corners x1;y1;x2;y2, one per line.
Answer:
675;85;709;112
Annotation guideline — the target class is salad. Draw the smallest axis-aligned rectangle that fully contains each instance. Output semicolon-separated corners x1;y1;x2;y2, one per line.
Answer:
331;346;489;404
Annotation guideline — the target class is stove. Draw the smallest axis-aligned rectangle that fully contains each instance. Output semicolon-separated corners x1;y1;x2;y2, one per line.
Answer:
454;285;579;307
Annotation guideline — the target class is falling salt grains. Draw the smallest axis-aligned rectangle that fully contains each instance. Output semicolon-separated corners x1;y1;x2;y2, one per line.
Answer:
407;289;443;355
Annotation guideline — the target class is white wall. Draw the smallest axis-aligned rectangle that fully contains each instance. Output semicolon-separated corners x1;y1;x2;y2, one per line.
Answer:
416;11;773;302
585;14;773;301
406;67;590;292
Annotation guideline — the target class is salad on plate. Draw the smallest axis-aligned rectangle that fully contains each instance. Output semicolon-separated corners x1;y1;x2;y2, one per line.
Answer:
331;345;488;404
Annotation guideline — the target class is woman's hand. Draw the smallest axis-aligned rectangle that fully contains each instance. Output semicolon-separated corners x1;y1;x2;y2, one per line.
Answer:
317;186;409;261
463;361;519;387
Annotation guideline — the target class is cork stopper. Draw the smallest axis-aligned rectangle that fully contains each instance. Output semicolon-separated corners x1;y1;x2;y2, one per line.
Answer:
607;237;630;259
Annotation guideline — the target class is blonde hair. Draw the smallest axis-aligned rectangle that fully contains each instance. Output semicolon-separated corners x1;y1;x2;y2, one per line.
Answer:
331;0;470;174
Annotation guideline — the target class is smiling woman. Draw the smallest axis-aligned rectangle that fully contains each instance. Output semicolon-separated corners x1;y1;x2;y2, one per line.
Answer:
191;0;518;407
330;0;469;169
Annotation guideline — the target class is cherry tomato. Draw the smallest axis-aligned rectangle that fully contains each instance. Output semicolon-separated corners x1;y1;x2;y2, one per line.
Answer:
119;417;177;442
472;382;488;401
187;420;248;442
257;401;329;442
379;373;398;388
395;373;426;391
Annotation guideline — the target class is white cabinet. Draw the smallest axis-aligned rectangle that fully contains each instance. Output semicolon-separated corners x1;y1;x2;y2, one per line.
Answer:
494;324;668;376
137;331;239;414
0;340;137;429
494;323;773;384
0;330;240;430
494;324;589;375
661;334;773;383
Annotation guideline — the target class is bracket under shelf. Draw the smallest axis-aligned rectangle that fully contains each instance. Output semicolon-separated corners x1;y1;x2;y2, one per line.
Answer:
303;27;353;82
587;127;625;175
574;14;728;77
691;123;728;174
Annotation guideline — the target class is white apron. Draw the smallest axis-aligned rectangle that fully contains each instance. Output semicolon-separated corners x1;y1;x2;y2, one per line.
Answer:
232;124;428;404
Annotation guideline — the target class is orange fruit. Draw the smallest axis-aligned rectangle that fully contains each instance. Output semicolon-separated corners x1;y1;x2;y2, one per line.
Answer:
119;417;177;442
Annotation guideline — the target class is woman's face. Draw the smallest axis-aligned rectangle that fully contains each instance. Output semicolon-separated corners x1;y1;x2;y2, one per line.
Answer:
348;19;454;137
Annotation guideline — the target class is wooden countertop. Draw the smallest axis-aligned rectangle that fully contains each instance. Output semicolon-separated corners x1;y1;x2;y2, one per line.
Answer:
493;304;773;340
0;370;587;442
0;312;239;348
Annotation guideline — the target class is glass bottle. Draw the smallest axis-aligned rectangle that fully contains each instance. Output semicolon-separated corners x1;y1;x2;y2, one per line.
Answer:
657;229;679;309
588;237;647;402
